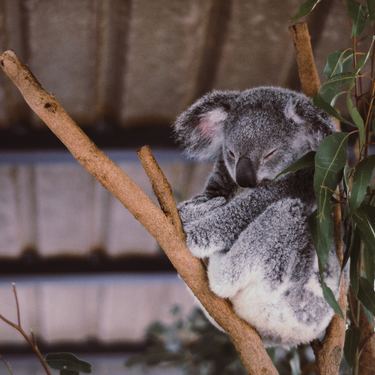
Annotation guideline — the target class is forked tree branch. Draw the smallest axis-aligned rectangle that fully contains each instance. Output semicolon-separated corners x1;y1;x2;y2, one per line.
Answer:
0;284;51;375
0;50;278;375
137;145;185;241
289;22;347;375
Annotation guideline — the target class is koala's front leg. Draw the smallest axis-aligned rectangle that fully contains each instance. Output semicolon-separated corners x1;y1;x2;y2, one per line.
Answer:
178;195;226;224
184;185;282;258
178;157;235;224
184;191;255;257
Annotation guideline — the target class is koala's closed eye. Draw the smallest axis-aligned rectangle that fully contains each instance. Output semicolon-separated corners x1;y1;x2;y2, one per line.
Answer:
227;150;235;158
263;148;278;160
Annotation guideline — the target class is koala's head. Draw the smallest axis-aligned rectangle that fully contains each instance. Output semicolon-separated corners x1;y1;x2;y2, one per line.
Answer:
174;87;334;188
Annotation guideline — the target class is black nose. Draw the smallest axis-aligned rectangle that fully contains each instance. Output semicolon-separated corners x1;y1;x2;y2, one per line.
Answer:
235;157;257;188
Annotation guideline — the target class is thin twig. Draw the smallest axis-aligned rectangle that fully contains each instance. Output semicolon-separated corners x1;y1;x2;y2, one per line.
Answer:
0;50;278;375
0;285;52;375
11;283;21;327
0;354;13;375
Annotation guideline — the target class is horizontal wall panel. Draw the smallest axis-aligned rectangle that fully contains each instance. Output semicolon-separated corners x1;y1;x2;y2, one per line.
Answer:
0;275;195;344
120;0;213;125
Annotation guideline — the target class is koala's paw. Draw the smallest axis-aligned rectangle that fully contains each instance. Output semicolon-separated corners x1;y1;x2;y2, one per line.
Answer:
184;222;226;258
178;196;226;224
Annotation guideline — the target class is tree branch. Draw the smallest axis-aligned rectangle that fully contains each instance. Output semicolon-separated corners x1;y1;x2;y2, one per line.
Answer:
137;145;185;241
289;22;321;97
0;50;278;375
290;22;347;375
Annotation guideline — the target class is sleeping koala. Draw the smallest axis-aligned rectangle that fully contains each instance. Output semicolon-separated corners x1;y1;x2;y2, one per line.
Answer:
174;87;341;347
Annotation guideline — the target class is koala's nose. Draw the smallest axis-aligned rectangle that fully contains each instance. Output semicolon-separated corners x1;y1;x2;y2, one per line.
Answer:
235;157;257;188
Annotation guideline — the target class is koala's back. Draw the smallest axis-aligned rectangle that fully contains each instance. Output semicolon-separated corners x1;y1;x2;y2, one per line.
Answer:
206;178;341;347
231;244;339;347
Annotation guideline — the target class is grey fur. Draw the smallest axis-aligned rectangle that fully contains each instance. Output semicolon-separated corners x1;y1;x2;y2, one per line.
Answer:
174;87;341;347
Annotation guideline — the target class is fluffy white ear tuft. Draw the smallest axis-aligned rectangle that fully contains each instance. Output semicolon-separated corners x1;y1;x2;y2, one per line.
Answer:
198;109;228;138
284;100;304;124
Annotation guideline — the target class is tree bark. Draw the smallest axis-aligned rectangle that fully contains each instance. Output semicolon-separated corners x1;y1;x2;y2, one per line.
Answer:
0;50;278;375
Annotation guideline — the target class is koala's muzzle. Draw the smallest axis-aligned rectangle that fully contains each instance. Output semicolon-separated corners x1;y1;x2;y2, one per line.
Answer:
235;157;257;188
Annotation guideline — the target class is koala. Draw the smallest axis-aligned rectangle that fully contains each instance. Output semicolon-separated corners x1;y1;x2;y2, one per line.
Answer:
174;87;341;347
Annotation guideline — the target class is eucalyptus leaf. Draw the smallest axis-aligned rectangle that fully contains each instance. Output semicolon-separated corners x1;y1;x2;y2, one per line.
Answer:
350;228;361;294
313;94;342;120
346;94;365;148
343;164;353;198
344;325;360;367
368;0;375;19
346;0;369;36
314;132;349;219
323;49;353;79
350;156;375;210
61;371;78;375
311;133;348;273
321;280;344;318
319;72;356;103
352;204;375;253
289;349;301;375
276;151;315;178
309;210;333;268
291;0;321;21
46;353;91;373
363;243;375;286
356;36;375;71
358;277;375;315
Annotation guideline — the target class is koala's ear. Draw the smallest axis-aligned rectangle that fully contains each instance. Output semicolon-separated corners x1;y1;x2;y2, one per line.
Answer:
174;90;238;160
284;96;336;150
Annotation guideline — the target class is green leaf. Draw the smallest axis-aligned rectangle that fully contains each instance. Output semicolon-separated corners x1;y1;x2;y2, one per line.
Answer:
276;151;315;178
311;133;348;273
61;371;78;375
313;94;341;118
309;210;333;268
352;204;375;253
321;280;344;318
358;277;375;315
356;36;375;72
319;72;356;104
46;353;91;373
346;94;365;148
350;156;375;210
350;228;361;294
346;0;369;36
289;348;301;375
363;243;375;286
323;49;353;79
313;94;350;125
314;133;349;219
368;0;375;19
344;325;360;367
291;0;321;21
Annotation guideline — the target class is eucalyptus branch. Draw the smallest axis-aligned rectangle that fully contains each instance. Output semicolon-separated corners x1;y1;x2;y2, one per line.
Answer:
0;285;51;375
0;50;278;375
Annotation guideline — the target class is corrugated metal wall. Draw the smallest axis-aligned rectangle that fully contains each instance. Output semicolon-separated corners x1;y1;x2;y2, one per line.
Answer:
0;0;350;129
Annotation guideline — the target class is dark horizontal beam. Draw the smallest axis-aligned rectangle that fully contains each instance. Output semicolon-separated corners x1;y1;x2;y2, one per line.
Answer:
0;123;177;151
0;252;174;277
0;341;146;355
